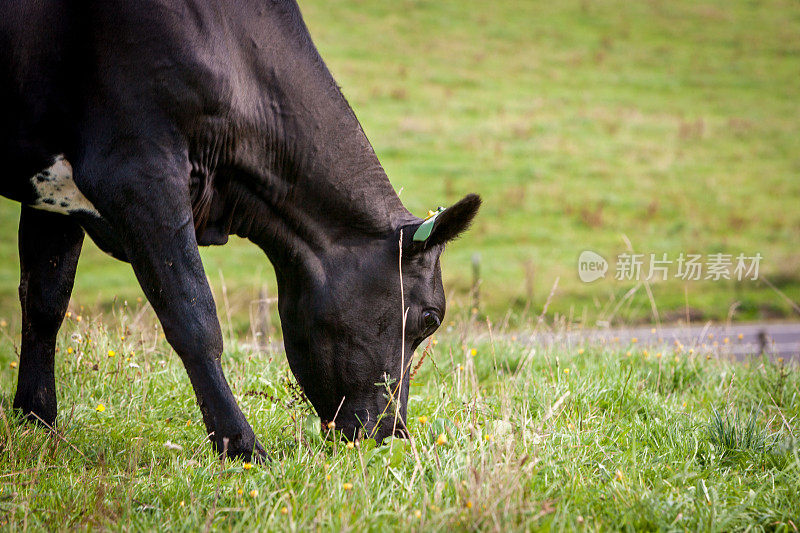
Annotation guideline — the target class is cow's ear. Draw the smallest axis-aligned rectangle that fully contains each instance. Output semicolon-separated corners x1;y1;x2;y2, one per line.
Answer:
405;194;481;252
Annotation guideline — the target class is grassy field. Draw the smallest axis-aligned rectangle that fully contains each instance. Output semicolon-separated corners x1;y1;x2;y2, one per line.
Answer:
1;0;800;330
0;310;798;530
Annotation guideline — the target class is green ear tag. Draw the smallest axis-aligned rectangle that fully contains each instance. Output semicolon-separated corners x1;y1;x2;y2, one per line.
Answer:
413;206;445;242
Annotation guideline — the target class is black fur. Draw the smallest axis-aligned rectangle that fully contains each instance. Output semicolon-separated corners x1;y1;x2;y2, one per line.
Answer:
1;0;480;458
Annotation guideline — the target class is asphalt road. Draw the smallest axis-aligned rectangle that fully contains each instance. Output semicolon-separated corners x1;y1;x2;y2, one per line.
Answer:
507;322;800;361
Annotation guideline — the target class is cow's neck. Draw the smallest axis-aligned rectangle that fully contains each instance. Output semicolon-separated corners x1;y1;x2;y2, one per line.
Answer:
225;42;412;279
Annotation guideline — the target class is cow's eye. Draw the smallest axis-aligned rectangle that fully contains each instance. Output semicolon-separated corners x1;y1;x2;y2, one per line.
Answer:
422;310;440;332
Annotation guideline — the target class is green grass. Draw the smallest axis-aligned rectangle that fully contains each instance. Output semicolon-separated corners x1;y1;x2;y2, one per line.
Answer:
1;0;800;329
0;312;797;530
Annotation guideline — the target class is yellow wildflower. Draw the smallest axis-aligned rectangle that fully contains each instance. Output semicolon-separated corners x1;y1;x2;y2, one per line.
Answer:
436;433;447;446
470;348;477;357
418;415;428;424
107;350;115;357
67;347;74;354
327;421;336;430
249;489;258;498
342;482;353;491
281;506;289;515
243;462;253;470
9;361;17;369
95;403;106;412
414;510;422;518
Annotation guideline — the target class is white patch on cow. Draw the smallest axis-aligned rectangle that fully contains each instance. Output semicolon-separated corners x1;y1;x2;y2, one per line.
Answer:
30;155;100;216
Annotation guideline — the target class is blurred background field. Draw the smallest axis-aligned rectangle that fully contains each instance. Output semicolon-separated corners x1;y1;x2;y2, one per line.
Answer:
0;0;798;334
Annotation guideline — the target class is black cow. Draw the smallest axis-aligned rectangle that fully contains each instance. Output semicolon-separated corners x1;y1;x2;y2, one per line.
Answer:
0;0;480;460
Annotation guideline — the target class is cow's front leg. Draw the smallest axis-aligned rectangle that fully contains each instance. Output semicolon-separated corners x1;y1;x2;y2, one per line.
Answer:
77;158;264;461
13;207;84;426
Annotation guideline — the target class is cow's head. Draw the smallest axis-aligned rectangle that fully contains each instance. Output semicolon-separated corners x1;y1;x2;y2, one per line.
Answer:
277;194;481;442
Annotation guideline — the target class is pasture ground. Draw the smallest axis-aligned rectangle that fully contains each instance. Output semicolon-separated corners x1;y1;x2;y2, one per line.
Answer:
1;0;800;329
0;310;797;530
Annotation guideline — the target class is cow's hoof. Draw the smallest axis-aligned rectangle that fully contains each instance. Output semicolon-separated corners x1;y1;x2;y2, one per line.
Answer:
13;391;57;428
225;440;268;463
217;434;269;463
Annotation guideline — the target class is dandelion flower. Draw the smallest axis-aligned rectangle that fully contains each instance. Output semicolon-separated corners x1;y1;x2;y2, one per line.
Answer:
65;312;72;319
76;315;83;322
281;506;289;515
237;488;244;496
723;337;729;344
737;333;744;340
614;469;624;481
107;350;115;357
414;510;422;518
95;403;106;412
631;337;638;343
436;433;447;446
179;500;185;507
345;441;355;449
327;421;336;430
577;348;584;355
9;361;17;369
418;415;428;424
342;482;353;491
563;368;570;374
243;462;253;470
625;351;631;357
689;348;694;354
67;347;74;354
656;352;662;358
466;500;473;509
326;474;331;481
249;489;258;498
432;338;438;346
484;434;493;442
